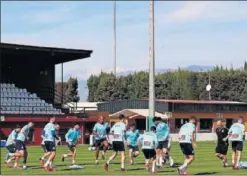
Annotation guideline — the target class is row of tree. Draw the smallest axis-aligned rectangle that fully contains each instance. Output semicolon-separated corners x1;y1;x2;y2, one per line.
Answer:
87;66;247;102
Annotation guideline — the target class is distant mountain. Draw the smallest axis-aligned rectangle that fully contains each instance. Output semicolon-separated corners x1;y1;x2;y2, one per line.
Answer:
185;65;214;71
117;65;214;76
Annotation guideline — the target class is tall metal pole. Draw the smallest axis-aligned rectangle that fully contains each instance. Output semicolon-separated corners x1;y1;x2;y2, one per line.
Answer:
113;0;117;76
147;0;155;131
61;63;64;105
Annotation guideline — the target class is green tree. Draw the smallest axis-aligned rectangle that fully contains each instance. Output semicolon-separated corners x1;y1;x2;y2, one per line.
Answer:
66;77;80;103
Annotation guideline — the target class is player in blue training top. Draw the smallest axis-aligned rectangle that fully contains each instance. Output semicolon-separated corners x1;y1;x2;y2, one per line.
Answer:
153;117;169;167
138;126;158;174
104;114;127;172
7;122;34;170
177;116;197;175
225;116;246;170
5;124;21;165
93;116;110;165
126;123;140;165
162;118;174;167
42;117;60;172
62;123;81;165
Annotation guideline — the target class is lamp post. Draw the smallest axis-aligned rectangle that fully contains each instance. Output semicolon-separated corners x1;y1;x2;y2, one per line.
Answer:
113;0;117;76
147;0;155;131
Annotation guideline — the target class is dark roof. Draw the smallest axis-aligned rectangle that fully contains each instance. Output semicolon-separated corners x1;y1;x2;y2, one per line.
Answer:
156;99;247;105
97;99;247;113
0;42;93;64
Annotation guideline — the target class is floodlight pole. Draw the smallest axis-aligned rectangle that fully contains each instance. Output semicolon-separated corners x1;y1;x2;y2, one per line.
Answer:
113;0;117;76
61;63;64;105
147;0;155;131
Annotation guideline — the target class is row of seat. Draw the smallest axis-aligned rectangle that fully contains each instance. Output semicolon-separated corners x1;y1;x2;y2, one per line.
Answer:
1;106;59;111
1;97;45;103
1;92;37;98
1;87;27;93
1;102;50;107
0;111;62;115
0;83;15;88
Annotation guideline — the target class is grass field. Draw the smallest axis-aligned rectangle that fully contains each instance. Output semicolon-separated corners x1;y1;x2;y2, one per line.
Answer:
1;141;247;175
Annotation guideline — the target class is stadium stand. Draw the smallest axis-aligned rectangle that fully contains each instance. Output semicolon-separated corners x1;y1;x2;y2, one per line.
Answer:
0;83;63;115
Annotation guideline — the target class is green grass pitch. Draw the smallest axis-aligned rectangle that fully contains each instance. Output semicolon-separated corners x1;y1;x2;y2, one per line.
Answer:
1;141;247;175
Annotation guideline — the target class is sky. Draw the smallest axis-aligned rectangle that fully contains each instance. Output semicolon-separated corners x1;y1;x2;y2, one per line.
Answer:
1;1;247;99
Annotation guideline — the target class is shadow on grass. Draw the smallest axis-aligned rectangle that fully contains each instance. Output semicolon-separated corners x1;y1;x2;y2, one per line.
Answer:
158;170;175;173
123;168;144;171
171;162;183;167
194;172;219;175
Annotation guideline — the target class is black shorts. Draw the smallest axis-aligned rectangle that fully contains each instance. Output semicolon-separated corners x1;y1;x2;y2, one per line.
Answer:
15;140;26;151
128;145;139;152
67;142;76;151
232;141;243;152
180;143;194;156
142;149;156;159
95;138;107;147
157;141;168;149
112;141;125;152
6;144;16;153
44;141;56;152
41;144;47;153
215;142;228;155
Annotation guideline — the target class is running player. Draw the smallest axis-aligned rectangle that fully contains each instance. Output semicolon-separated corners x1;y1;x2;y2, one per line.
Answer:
165;128;174;167
226;116;245;169
177;116;197;175
153;117;169;167
43;117;59;172
5;124;21;165
62;123;81;165
7;122;34;170
104;114;126;172
126;123;140;165
39;129;50;167
93;116;110;164
138;126;158;174
215;119;229;167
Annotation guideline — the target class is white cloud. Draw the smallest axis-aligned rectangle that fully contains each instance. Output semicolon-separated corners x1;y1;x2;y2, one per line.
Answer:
162;1;247;24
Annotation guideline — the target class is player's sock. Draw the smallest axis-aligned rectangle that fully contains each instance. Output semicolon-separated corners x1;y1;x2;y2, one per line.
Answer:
159;157;163;165
106;161;110;165
64;154;68;158
72;160;75;165
44;160;50;167
14;162;17;168
169;156;174;166
179;163;187;169
49;161;53;168
7;158;12;163
40;157;45;160
236;162;239;166
121;163;125;169
152;163;155;172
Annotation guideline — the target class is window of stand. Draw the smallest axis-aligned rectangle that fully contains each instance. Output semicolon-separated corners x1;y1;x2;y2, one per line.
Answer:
200;119;213;133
